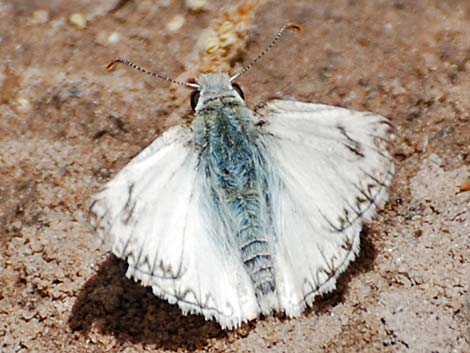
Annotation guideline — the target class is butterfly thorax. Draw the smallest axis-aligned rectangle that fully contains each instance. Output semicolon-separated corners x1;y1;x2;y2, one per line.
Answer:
194;99;258;192
193;93;278;312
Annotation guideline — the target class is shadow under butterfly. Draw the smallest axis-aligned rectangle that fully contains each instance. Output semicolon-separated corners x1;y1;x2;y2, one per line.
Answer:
85;23;395;330
68;255;226;350
68;228;377;348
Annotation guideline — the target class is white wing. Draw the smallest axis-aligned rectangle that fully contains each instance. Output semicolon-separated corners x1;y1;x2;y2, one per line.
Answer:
90;125;259;329
256;100;394;316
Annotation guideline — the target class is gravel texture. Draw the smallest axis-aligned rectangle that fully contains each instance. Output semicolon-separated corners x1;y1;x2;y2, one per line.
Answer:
1;1;469;352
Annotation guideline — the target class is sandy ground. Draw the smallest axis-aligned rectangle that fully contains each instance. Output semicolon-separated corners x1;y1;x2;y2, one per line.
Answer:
1;0;469;352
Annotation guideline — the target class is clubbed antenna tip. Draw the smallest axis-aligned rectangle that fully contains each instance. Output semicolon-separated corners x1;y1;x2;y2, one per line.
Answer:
106;60;120;71
286;23;303;32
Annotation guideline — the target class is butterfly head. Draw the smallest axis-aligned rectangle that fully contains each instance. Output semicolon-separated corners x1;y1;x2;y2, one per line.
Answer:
106;24;301;114
190;73;245;112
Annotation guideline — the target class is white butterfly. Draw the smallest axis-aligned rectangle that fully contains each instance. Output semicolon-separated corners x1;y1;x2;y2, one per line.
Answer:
89;24;394;329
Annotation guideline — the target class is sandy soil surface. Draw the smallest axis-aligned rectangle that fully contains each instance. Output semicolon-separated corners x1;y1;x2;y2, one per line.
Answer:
1;0;469;352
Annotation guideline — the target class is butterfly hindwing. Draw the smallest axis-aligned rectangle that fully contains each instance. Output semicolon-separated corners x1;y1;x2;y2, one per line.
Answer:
256;99;394;315
90;125;259;328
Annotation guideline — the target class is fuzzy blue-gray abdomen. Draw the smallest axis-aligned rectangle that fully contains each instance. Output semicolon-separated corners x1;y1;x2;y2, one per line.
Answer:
194;100;276;300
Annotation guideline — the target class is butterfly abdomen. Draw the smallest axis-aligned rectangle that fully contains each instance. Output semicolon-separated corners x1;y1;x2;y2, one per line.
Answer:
196;102;277;309
230;185;275;292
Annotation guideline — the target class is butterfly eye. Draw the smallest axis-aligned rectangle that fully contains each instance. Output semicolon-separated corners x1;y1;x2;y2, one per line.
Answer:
232;83;245;100
190;90;200;111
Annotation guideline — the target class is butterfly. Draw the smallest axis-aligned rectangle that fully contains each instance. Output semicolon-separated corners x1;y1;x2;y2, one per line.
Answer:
89;24;394;329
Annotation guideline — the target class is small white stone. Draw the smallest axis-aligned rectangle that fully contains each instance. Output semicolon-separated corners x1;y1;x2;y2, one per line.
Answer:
51;17;65;29
384;23;393;31
185;0;208;11
16;97;31;112
166;15;185;33
69;13;87;30
95;31;107;45
108;31;120;44
31;9;49;25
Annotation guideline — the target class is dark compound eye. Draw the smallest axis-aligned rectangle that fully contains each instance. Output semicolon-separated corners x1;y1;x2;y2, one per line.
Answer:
232;83;245;100
190;90;200;111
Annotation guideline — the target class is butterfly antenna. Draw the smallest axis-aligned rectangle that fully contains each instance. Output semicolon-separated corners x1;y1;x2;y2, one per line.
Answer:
107;57;200;89
230;23;302;82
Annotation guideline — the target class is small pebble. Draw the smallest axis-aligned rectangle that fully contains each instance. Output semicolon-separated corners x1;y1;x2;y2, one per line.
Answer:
16;97;31;112
31;10;49;25
21;310;36;321
166;15;185;33
51;17;65;29
108;31;120;44
185;0;208;11
69;13;87;30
